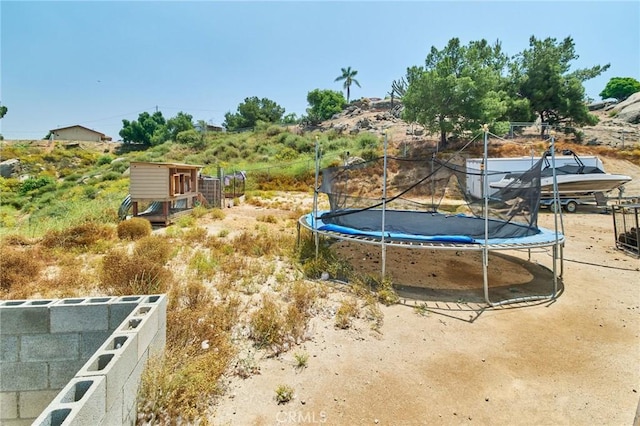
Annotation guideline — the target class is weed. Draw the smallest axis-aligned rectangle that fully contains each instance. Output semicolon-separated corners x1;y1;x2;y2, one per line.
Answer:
257;214;278;224
250;295;285;351
275;384;295;404
414;303;430;317
134;235;173;264
188;251;218;279
234;351;260;378
210;208;225;220
41;222;115;249
117;217;151;240
175;215;196;228
335;298;359;329
0;246;42;292
183;226;208;244
191;205;208;219
99;249;172;295
294;351;309;369
217;229;230;238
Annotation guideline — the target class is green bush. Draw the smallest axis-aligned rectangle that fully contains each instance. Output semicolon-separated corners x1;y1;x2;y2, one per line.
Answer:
19;176;55;195
97;155;113;166
117;218;152;240
357;133;379;149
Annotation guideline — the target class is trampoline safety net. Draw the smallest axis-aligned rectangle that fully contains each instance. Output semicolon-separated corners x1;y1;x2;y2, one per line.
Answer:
317;152;545;242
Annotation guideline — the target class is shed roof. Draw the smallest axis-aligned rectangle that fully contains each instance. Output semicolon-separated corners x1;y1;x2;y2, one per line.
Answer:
130;161;204;169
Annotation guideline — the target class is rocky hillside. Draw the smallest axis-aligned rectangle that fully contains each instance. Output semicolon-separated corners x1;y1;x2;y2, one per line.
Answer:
316;97;640;149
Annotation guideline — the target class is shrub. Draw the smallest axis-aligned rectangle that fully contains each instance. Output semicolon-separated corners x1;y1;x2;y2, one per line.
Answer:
117;217;152;240
250;295;285;350
19;176;55;195
96;155;113;166
357;133;379;149
335;298;359;329
266;125;284;136
42;222;115;249
99;249;172;295
0;246;42;291
134;235;173;264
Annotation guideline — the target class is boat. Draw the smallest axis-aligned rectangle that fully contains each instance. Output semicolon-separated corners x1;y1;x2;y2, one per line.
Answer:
489;150;632;197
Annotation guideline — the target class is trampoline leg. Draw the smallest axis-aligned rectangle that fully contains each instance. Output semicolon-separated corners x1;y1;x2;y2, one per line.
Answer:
482;248;490;305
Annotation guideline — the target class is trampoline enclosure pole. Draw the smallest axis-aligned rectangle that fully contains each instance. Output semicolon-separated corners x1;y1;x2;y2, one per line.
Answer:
482;125;490;304
381;132;388;279
313;136;320;260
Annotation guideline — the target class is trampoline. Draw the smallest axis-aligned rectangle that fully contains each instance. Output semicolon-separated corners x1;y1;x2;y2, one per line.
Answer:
300;129;566;306
300;210;564;249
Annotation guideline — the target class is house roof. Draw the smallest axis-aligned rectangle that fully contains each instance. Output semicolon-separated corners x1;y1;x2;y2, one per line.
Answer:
50;125;106;137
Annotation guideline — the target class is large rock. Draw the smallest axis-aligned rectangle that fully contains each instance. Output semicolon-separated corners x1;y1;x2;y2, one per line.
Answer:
611;92;640;123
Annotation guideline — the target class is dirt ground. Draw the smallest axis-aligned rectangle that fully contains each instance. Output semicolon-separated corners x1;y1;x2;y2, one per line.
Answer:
210;161;640;426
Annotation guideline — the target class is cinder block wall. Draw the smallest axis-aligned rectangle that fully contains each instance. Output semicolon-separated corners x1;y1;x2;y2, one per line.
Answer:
0;295;166;425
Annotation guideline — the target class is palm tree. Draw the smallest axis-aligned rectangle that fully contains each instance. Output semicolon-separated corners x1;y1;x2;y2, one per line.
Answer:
334;67;361;103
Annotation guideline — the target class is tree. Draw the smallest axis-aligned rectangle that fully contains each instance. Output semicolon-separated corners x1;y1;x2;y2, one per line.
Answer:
599;77;640;102
223;97;285;131
166;112;194;141
334;66;361;103
511;36;609;136
0;104;7;119
119;111;167;146
304;89;346;125
402;38;510;147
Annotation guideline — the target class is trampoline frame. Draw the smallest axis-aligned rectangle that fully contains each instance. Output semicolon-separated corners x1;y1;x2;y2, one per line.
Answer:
301;130;566;307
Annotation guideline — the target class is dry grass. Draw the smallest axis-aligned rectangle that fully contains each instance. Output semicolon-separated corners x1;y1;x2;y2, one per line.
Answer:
41;222;114;249
0;246;43;293
138;288;241;423
99;248;173;296
133;235;173;264
117;217;152;240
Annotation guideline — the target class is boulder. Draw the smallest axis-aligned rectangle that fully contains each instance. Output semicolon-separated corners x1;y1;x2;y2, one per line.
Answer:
610;91;640;123
0;159;20;178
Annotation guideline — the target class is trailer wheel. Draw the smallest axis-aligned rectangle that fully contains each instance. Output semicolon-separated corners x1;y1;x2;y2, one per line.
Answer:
564;200;578;213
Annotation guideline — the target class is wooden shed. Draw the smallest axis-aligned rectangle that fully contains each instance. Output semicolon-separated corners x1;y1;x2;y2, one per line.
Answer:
129;162;204;224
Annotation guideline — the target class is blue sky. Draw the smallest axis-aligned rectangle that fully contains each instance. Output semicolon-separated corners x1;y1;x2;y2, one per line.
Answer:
1;1;638;141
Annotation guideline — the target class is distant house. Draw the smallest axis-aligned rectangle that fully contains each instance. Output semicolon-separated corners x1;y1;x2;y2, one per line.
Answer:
194;123;224;133
50;125;112;142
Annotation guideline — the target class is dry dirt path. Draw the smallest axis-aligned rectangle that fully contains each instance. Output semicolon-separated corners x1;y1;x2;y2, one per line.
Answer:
212;196;640;425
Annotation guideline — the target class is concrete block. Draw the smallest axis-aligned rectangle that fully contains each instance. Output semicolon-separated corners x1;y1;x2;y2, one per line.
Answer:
76;331;139;409
31;407;71;426
0;418;33;426
0;362;48;392
102;387;124;426
79;331;111;359
21;333;79;362
18;389;60;418
0;392;18;419
121;350;148;424
108;301;139;330
144;294;167;334
34;376;107;426
50;300;109;333
0;306;50;335
48;359;85;389
1;335;19;362
120;306;159;361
